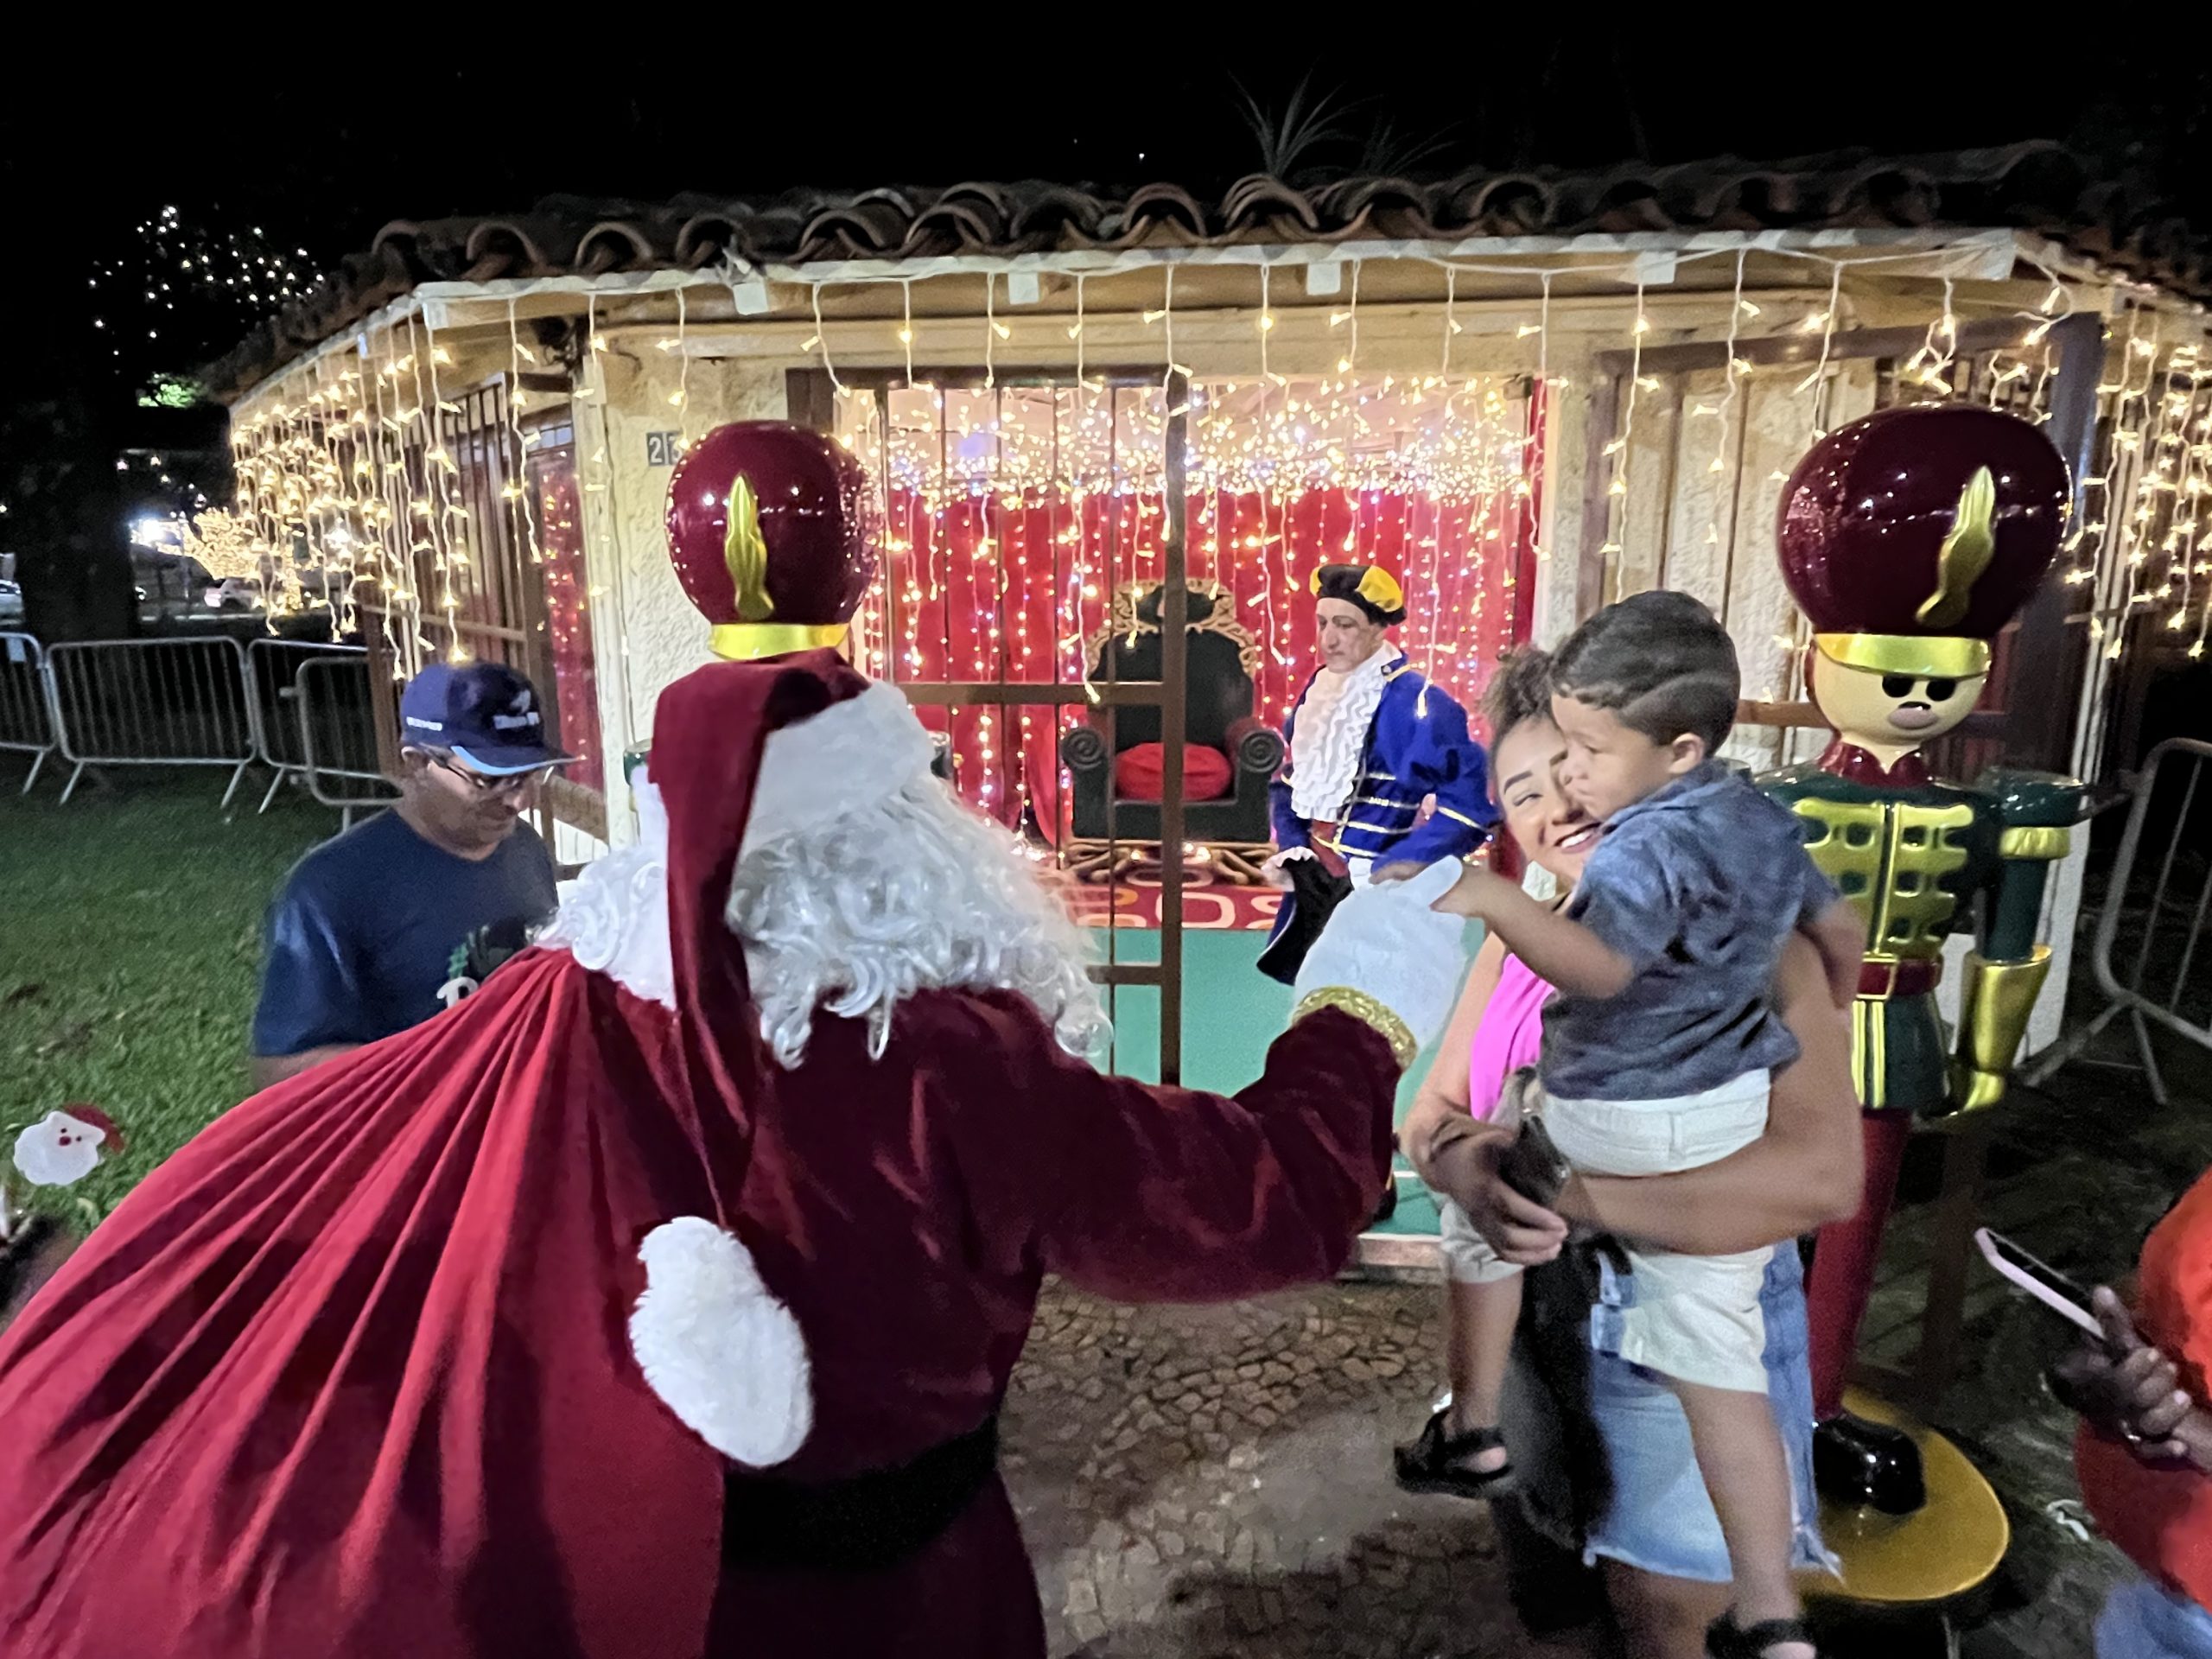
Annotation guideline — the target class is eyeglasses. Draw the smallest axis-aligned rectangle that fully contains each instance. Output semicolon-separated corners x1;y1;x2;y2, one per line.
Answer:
1879;675;1961;702
422;752;553;798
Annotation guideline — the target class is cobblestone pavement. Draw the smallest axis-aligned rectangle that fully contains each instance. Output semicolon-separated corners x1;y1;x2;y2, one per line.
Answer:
1002;1281;1582;1659
1000;1008;2212;1658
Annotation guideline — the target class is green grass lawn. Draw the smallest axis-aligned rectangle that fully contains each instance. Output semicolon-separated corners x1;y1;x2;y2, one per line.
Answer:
0;765;338;1220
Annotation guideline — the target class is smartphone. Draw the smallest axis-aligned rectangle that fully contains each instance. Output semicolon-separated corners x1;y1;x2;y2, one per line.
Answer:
1975;1227;2103;1338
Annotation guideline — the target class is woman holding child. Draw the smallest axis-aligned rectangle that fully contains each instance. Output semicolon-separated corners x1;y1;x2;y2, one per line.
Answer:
1386;605;1865;1659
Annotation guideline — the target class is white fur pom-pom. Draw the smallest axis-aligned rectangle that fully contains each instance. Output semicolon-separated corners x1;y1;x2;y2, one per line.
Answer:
629;1217;812;1467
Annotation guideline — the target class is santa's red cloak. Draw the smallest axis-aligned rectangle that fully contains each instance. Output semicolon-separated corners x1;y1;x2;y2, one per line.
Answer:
0;655;1400;1659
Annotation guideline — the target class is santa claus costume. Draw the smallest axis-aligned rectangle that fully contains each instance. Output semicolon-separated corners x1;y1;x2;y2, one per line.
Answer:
0;422;1471;1659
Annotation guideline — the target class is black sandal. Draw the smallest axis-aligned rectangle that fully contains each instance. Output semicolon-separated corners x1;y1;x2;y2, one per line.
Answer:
1707;1612;1815;1657
1392;1407;1514;1498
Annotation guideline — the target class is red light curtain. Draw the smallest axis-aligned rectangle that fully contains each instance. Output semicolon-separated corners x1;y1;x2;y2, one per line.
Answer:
536;459;605;794
848;382;1543;839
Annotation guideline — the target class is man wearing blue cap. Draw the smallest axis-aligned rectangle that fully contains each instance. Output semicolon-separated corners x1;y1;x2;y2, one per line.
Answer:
248;661;571;1090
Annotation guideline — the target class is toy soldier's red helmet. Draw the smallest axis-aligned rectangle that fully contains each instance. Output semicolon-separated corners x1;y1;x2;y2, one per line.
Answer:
1777;405;2069;681
664;422;880;662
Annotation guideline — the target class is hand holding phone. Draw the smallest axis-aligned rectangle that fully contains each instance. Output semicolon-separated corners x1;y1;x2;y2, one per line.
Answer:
1974;1227;2102;1338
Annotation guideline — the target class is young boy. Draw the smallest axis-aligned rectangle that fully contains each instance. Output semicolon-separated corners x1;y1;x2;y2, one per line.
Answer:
1433;590;1860;1659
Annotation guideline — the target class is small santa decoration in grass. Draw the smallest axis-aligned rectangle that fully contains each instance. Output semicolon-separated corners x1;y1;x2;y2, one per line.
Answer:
2;1106;124;1243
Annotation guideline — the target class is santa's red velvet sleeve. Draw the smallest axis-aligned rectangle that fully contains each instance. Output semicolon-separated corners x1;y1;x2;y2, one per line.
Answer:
938;994;1399;1300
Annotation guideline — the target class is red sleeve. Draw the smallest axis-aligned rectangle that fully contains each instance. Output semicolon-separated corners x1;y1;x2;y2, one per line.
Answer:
2137;1169;2212;1400
2077;1168;2212;1606
937;995;1399;1302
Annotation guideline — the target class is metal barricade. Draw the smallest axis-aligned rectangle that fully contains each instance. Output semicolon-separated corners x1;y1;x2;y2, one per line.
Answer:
42;638;254;804
0;632;53;792
294;654;398;830
2026;737;2212;1104
245;638;369;812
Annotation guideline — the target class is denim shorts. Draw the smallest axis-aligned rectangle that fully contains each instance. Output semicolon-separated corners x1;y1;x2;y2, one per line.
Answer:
1581;1244;1835;1581
2098;1576;2212;1658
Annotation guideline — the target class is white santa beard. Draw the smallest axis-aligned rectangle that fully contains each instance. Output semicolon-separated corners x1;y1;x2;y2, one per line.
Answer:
542;767;1108;1066
730;775;1108;1067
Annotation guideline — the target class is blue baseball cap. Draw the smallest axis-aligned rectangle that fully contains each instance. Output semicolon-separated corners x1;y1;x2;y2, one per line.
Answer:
398;662;574;776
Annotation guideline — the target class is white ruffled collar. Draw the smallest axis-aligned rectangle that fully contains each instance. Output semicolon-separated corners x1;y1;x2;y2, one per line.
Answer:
1289;646;1395;822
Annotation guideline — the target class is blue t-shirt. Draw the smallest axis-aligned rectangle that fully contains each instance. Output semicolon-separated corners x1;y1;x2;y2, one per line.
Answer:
250;812;559;1058
1540;761;1837;1103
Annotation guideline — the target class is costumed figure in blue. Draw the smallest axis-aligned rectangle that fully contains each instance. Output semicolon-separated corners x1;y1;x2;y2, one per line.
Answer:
1258;562;1497;988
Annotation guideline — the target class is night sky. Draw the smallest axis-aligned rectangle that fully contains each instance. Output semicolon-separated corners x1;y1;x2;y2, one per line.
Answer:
1;28;2205;607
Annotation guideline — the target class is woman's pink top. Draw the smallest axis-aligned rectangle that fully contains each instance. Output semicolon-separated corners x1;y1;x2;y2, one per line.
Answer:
1468;951;1550;1119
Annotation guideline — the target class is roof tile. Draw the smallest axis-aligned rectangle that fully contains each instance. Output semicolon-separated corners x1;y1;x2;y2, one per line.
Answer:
207;141;2207;398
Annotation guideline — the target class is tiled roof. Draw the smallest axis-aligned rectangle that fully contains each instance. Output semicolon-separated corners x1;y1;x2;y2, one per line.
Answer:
207;142;2209;399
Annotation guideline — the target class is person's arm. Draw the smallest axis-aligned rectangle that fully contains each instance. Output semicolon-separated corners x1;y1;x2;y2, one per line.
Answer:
1792;846;1863;1008
950;866;1470;1300
1433;865;1632;999
943;995;1401;1300
1399;931;1502;1169
247;878;369;1096
248;1046;360;1093
1401;931;1575;1265
2052;1287;2212;1472
1805;898;1866;1009
1551;932;1862;1252
1374;693;1497;868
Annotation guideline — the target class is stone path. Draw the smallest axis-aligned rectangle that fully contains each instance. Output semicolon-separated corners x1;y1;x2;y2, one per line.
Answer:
997;994;2212;1656
1001;1282;1567;1659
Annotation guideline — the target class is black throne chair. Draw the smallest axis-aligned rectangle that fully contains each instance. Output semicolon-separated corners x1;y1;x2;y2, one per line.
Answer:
1058;581;1283;883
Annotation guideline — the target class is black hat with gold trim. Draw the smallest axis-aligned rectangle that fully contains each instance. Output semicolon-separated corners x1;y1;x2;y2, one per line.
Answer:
1777;404;2069;682
1311;563;1408;627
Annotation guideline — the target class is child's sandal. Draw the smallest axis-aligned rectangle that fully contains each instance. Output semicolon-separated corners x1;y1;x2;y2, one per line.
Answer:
1706;1612;1815;1658
1391;1408;1513;1498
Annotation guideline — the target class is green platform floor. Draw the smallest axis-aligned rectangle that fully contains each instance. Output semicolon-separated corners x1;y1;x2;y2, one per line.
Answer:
1085;925;1484;1243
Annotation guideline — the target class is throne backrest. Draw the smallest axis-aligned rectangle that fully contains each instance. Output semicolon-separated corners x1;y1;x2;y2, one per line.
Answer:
1082;582;1259;752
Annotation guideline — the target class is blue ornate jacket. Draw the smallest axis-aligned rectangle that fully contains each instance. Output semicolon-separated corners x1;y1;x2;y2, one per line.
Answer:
1269;658;1497;870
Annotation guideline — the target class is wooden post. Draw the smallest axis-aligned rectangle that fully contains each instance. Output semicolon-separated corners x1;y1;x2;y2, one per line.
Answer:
1158;372;1190;1086
1911;1115;1996;1412
782;369;838;433
2007;311;2106;773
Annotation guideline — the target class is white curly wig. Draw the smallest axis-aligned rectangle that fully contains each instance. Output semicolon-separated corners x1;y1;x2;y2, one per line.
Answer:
729;771;1107;1066
540;685;1106;1067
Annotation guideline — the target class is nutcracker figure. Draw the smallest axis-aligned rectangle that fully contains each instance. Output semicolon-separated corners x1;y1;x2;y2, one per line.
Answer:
1760;404;2084;1523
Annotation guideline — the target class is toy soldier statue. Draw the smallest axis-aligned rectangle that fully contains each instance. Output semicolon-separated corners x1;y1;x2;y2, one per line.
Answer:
1761;404;2085;1523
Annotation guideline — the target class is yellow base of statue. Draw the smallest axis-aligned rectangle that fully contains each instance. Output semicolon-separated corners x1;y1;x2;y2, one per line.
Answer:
1801;1389;2008;1608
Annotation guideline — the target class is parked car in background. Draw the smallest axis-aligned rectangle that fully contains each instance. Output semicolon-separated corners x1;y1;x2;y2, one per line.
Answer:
130;550;266;628
0;580;22;627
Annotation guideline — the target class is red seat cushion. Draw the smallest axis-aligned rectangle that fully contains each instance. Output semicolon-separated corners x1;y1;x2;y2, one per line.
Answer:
1116;741;1233;802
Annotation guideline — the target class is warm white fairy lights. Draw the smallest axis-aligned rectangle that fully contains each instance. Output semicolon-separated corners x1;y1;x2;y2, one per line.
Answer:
1333;260;1362;377
213;234;2212;833
506;300;544;569
1591;283;1651;601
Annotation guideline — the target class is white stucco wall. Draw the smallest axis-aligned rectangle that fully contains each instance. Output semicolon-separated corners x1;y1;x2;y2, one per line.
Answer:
577;345;791;843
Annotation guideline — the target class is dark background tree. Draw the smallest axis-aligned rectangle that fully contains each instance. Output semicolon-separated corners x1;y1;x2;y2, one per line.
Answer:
2;30;2202;639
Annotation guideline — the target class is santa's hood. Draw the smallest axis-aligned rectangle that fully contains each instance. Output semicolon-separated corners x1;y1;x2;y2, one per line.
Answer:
539;677;932;1012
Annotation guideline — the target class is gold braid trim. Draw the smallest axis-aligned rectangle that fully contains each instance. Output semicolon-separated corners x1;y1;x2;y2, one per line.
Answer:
1293;987;1418;1071
1997;825;2071;861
